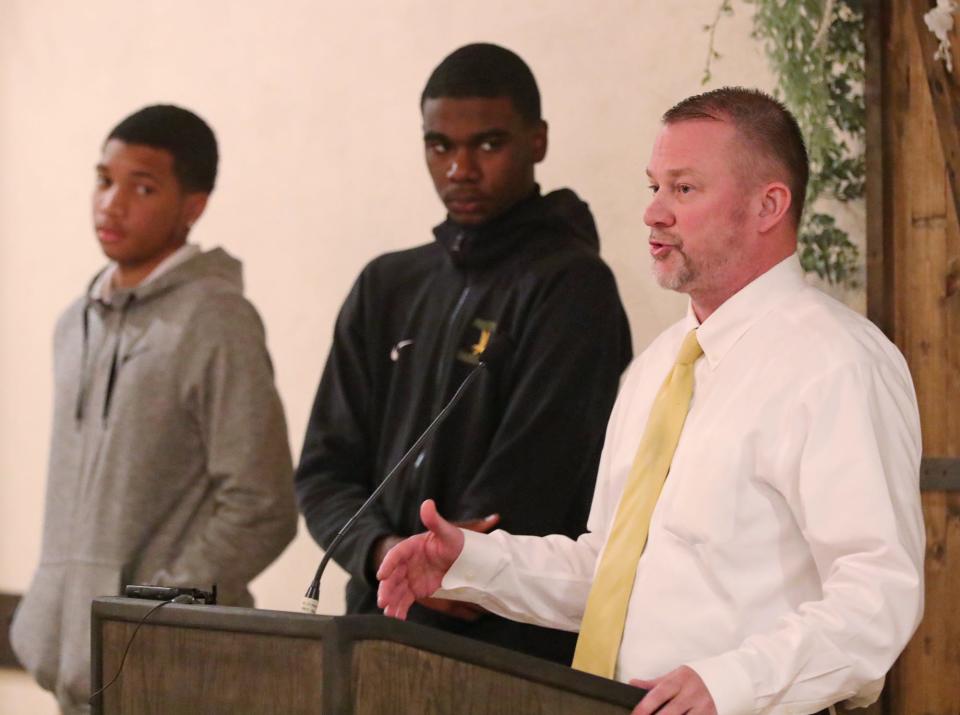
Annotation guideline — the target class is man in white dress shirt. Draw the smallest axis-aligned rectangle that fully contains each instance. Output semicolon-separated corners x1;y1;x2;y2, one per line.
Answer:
376;87;925;715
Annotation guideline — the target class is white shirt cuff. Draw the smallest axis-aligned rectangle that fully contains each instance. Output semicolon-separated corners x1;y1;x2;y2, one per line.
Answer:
437;529;506;595
686;652;755;715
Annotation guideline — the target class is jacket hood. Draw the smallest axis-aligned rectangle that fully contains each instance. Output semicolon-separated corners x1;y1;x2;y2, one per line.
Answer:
432;187;600;270
87;247;244;306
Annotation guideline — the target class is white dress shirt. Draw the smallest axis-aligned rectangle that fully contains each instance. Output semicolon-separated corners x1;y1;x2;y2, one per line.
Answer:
438;254;925;715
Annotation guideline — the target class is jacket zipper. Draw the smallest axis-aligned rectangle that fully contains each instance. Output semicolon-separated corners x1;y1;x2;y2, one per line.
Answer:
409;278;471;498
432;281;471;411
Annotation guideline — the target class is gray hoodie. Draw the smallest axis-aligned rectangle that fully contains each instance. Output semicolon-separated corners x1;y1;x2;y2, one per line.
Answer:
10;247;297;711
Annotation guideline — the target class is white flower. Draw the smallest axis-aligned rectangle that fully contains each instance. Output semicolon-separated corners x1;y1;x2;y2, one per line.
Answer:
925;0;957;72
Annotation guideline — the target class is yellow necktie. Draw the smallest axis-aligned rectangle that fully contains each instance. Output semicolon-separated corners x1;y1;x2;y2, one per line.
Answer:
572;328;703;678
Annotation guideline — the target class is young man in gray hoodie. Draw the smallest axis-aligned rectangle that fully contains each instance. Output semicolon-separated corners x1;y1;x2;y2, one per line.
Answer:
10;105;297;714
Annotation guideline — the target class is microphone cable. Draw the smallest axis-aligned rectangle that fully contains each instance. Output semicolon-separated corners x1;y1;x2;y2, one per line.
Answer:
88;594;195;706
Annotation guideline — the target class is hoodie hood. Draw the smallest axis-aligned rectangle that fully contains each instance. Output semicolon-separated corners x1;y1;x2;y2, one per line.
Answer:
432;187;600;270
87;247;243;307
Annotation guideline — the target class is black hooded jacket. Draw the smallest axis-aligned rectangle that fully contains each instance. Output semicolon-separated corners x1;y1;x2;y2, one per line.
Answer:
295;188;632;663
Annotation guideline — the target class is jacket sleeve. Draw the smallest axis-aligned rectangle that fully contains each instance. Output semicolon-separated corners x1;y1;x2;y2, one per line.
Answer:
159;293;297;596
452;258;632;535
294;274;395;586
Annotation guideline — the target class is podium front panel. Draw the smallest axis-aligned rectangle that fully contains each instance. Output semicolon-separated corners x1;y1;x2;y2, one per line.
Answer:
99;619;324;714
92;599;642;714
92;599;333;714
351;641;631;715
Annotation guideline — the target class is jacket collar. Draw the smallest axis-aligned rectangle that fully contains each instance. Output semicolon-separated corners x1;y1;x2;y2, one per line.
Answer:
432;188;544;270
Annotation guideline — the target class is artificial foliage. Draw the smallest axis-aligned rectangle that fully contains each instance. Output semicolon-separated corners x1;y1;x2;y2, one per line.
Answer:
704;0;865;286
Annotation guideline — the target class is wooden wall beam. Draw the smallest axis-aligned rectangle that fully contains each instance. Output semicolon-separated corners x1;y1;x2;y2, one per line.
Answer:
866;0;892;335
909;0;960;242
879;3;960;712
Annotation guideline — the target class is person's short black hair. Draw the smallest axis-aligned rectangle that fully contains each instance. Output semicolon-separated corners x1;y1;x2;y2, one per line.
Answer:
106;104;218;193
421;43;541;123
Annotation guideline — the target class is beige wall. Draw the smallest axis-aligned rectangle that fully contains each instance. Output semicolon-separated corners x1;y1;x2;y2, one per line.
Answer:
0;2;858;711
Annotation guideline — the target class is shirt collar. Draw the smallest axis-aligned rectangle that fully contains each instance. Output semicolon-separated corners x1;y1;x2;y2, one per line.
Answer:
92;243;200;304
688;253;807;370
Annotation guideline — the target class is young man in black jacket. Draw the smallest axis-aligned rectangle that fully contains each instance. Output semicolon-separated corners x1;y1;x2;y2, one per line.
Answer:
295;43;632;664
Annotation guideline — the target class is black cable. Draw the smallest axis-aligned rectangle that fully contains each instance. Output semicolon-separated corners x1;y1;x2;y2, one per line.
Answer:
88;598;175;705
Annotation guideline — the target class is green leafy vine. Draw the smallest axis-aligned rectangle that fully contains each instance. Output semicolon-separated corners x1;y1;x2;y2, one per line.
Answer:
704;0;864;287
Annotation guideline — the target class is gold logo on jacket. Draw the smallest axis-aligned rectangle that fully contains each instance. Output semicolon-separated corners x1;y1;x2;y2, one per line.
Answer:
456;319;497;365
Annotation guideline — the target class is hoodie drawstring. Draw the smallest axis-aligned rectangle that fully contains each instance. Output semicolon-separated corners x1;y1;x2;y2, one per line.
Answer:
75;293;135;425
102;294;135;423
74;301;93;423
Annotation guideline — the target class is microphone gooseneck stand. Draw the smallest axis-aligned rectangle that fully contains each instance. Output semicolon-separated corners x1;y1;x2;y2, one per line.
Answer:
301;336;513;614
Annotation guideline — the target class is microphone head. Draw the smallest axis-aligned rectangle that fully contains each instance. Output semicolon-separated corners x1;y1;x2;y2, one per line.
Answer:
478;333;515;372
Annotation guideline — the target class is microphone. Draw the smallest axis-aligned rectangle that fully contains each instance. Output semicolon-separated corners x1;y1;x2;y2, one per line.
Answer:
301;333;514;614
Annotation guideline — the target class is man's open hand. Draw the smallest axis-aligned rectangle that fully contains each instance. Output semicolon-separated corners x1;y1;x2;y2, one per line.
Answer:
377;499;475;620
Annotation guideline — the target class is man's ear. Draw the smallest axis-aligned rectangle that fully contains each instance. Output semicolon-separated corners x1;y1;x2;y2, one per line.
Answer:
183;193;209;230
531;120;548;164
757;181;791;234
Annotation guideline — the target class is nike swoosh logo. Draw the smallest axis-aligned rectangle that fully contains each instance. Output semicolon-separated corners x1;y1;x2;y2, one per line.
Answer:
390;339;414;362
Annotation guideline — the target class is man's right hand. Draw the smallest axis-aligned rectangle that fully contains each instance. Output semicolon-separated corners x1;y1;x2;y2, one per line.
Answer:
376;499;467;620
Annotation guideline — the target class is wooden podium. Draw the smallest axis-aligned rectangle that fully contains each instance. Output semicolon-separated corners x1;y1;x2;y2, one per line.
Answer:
91;597;643;714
